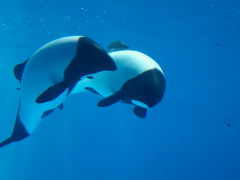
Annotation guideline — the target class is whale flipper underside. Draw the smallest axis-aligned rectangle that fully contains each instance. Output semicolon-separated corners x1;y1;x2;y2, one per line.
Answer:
133;106;147;118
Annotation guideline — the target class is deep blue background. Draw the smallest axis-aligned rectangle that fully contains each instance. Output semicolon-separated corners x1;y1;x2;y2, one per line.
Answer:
0;0;240;179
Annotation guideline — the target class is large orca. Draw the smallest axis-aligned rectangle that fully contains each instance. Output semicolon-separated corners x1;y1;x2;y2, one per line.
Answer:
0;36;116;148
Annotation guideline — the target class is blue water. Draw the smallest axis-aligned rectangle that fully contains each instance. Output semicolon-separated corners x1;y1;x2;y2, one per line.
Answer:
0;0;240;179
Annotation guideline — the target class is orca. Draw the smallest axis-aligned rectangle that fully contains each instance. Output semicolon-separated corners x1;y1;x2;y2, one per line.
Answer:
0;36;116;148
72;41;166;118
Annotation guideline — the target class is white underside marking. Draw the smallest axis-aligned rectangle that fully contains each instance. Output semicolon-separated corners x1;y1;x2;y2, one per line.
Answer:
20;36;81;133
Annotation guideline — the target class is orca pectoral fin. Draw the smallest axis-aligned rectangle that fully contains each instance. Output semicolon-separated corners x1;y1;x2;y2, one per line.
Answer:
97;91;122;107
58;103;64;110
36;82;66;103
133;106;147;118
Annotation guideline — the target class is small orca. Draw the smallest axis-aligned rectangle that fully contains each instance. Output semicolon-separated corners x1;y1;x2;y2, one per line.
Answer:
72;41;166;118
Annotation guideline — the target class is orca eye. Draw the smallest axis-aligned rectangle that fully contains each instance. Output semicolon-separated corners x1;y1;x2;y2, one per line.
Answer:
131;100;149;109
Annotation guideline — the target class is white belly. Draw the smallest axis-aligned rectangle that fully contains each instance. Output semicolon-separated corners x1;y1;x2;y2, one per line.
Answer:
20;36;81;133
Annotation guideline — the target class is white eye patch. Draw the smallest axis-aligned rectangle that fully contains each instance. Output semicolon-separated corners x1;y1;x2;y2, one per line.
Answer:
131;100;149;109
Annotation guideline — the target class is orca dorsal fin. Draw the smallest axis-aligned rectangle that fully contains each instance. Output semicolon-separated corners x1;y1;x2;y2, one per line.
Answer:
107;41;131;52
14;59;29;82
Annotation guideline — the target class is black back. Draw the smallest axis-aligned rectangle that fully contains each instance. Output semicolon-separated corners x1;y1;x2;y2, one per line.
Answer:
36;37;117;103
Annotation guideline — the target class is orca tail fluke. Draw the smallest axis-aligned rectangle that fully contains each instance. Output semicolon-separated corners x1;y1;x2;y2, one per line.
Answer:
0;138;12;148
0;114;29;148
